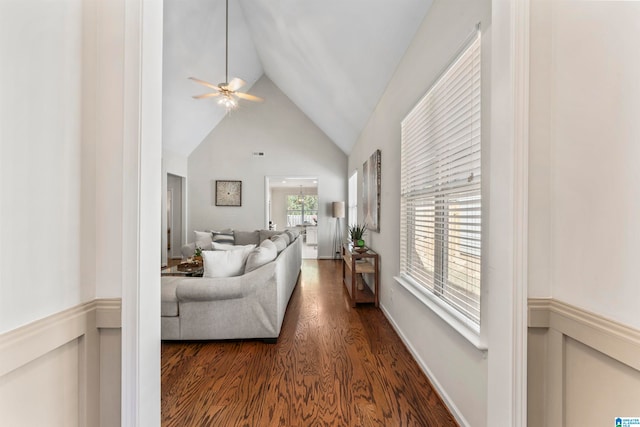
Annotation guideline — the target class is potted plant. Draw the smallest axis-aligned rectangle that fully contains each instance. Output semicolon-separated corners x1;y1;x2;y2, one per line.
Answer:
348;224;367;247
193;247;203;264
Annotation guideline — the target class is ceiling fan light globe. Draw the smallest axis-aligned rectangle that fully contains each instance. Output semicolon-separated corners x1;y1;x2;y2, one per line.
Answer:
218;94;238;111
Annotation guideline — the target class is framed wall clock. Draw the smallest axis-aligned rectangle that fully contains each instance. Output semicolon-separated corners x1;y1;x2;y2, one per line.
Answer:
215;180;242;206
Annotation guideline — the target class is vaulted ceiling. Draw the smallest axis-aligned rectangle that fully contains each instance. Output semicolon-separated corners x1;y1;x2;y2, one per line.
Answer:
163;0;433;156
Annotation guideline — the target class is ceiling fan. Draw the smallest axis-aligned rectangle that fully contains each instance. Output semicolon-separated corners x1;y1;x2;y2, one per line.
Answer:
189;0;263;111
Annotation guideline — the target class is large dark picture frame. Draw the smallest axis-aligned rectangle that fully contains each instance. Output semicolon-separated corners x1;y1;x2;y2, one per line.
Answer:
215;180;242;206
363;149;381;232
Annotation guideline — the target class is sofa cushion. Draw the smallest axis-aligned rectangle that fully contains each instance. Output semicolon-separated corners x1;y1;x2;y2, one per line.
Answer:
203;245;253;278
259;229;283;243
279;232;291;246
271;234;287;253
234;230;260;246
212;229;235;245
161;277;180;317
212;242;256;251
194;230;213;250
245;239;278;273
285;229;300;242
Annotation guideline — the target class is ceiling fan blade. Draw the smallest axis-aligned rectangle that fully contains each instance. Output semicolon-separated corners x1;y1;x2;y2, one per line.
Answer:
226;77;246;92
192;92;221;99
188;77;221;91
236;92;263;102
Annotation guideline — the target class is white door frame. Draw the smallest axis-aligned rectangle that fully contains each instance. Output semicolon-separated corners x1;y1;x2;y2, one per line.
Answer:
121;0;163;425
121;0;530;425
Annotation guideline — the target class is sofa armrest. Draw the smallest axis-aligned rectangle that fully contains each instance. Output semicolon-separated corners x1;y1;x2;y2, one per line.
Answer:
181;242;195;259
176;263;277;302
176;278;244;301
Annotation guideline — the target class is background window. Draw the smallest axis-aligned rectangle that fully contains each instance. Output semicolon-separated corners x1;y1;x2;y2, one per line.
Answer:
286;195;318;226
348;172;358;227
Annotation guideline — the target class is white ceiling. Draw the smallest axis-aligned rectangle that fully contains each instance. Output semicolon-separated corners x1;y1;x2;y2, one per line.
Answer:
163;0;433;156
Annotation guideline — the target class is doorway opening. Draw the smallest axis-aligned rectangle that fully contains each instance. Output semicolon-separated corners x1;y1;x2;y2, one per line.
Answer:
266;176;318;259
167;173;185;265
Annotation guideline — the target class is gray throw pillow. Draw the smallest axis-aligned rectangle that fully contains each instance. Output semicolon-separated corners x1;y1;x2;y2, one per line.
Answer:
234;230;260;246
212;229;234;245
244;239;278;273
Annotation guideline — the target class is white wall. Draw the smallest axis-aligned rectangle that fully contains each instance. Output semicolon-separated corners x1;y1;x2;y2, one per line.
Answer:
0;0;128;316
92;0;126;299
528;0;640;329
527;3;640;423
188;76;347;258
0;0;91;332
347;0;491;425
270;187;290;230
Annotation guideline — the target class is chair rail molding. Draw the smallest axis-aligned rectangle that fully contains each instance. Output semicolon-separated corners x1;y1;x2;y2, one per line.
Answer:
528;298;640;371
0;299;122;426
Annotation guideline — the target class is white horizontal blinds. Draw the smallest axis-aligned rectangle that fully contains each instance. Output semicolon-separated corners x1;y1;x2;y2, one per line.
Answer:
348;172;358;227
400;31;481;325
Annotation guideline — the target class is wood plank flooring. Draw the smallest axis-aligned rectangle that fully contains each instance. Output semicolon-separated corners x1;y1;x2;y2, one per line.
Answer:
161;260;458;427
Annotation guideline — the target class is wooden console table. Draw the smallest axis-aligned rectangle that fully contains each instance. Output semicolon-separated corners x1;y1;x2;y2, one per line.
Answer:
342;244;379;307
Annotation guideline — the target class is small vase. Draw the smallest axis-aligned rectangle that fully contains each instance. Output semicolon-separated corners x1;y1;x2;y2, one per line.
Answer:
357;239;365;248
193;255;203;264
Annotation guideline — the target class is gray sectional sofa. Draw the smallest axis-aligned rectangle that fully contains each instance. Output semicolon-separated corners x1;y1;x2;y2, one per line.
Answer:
161;230;302;341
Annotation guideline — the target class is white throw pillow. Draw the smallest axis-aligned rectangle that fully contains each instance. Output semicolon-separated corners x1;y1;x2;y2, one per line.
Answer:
194;230;213;250
202;246;254;278
212;242;256;251
245;239;278;273
271;234;287;253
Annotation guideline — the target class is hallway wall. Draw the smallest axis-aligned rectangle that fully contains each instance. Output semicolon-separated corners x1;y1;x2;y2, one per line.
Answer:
527;1;640;424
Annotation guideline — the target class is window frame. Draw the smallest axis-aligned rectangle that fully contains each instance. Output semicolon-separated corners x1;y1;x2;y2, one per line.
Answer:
395;30;485;349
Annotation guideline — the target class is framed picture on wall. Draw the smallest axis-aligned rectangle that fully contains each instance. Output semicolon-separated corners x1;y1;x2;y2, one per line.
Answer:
215;180;242;206
363;149;381;232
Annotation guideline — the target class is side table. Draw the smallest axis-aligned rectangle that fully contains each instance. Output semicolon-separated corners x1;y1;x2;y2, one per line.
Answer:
342;244;379;307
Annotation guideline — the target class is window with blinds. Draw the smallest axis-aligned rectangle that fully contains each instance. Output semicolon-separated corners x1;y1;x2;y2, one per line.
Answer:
400;31;481;325
348;172;358;228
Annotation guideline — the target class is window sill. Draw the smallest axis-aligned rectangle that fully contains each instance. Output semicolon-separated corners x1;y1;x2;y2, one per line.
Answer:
393;275;487;351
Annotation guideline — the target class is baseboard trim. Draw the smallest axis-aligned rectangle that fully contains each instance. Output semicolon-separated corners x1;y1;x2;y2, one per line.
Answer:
528;298;640;371
380;303;470;427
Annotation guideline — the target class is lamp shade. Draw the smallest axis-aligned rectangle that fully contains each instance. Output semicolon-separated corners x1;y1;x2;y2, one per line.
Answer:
332;201;345;218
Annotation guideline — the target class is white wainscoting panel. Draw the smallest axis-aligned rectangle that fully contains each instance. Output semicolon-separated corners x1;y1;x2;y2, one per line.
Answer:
0;299;122;426
528;298;640;426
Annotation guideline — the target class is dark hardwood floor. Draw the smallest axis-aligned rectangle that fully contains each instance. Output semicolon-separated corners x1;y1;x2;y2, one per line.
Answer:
161;260;458;427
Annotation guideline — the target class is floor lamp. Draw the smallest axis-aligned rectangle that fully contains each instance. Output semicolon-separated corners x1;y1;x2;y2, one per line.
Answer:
332;201;345;259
